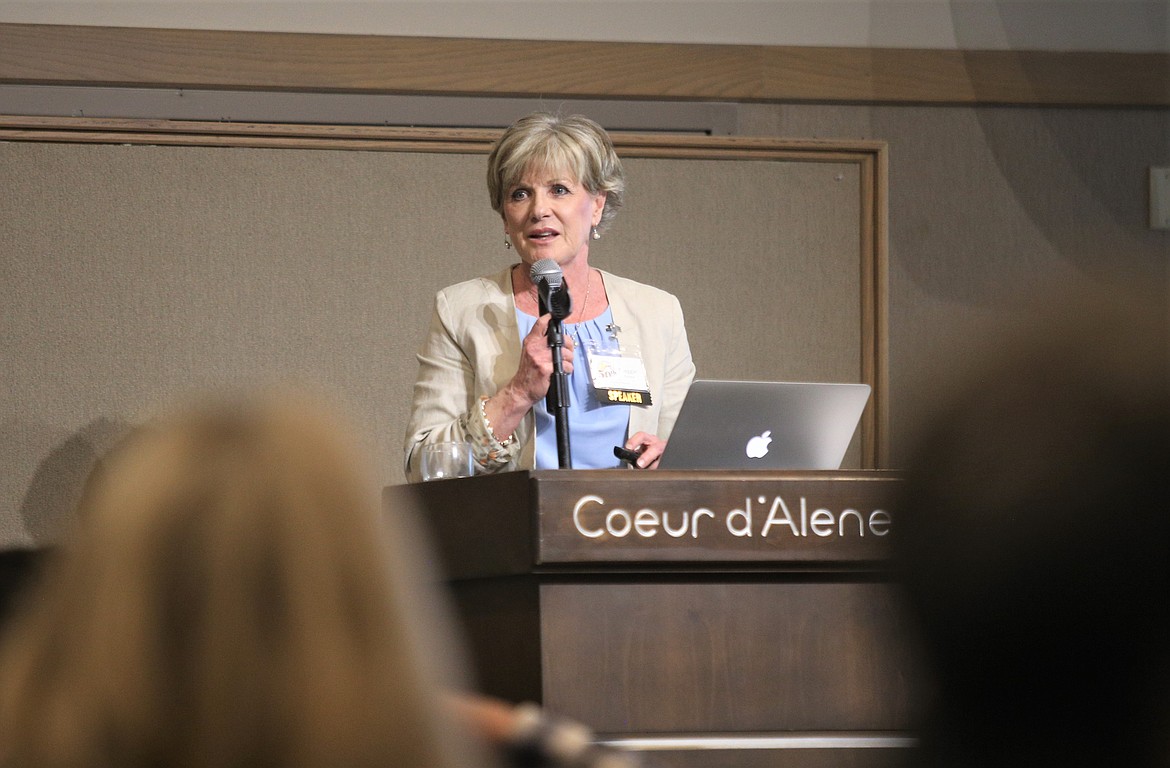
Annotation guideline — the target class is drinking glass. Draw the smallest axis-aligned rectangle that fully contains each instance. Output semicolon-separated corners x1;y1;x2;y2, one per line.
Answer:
420;441;474;481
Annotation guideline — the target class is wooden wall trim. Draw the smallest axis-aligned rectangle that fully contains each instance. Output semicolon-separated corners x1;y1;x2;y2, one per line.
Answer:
1;22;1166;108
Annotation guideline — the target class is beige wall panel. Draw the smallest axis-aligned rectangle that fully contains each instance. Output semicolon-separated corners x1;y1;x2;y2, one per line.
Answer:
0;137;876;547
608;158;861;385
0;143;496;546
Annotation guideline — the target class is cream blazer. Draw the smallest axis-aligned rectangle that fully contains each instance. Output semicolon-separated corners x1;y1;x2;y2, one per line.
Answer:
404;265;696;481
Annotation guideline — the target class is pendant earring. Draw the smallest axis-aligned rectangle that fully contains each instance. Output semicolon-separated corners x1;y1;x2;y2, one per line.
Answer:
504;236;512;249
591;225;601;241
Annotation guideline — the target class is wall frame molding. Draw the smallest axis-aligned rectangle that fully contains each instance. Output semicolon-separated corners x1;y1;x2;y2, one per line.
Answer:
1;22;1166;108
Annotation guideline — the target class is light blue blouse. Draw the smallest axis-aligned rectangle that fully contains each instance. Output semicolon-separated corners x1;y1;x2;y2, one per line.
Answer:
516;307;630;469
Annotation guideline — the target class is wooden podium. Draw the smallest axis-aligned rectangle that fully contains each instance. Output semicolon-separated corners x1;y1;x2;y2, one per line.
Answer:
384;470;921;768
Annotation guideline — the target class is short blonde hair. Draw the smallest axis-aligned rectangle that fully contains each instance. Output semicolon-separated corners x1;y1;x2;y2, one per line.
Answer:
0;391;480;768
487;112;626;233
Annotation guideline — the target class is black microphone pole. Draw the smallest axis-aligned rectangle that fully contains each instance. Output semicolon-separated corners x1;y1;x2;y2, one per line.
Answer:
531;260;573;469
545;303;572;469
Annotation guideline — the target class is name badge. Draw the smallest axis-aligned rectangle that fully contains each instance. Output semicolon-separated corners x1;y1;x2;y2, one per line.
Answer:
583;339;653;406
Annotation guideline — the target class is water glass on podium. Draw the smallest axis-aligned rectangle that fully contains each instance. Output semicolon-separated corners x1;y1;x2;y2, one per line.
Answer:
420;441;474;481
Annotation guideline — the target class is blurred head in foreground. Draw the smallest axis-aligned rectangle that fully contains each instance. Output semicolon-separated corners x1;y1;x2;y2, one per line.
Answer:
0;391;479;768
894;285;1170;768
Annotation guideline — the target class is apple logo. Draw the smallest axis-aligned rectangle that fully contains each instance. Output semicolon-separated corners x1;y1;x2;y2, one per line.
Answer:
745;430;772;459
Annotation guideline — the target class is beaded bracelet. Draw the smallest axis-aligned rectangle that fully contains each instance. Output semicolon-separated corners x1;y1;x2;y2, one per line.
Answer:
480;395;514;447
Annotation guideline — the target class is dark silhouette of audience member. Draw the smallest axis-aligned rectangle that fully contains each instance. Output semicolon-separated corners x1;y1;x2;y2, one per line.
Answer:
892;286;1170;768
0;391;639;768
0;547;45;628
0;391;490;768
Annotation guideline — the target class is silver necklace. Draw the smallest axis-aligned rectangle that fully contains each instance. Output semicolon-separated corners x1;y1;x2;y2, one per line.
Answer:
574;271;592;323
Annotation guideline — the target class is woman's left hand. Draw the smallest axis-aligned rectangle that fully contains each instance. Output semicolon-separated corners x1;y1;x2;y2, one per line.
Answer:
623;432;667;469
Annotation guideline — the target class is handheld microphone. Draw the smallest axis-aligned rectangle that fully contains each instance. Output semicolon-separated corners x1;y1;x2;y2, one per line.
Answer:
529;259;572;320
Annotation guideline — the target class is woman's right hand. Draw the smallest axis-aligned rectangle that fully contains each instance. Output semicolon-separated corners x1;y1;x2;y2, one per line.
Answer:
483;315;574;442
512;314;574;404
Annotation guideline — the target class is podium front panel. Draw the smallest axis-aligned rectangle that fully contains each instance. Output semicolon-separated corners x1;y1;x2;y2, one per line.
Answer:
540;581;917;732
384;470;919;767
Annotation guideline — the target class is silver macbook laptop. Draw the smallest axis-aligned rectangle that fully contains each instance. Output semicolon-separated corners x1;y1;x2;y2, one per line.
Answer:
657;379;871;470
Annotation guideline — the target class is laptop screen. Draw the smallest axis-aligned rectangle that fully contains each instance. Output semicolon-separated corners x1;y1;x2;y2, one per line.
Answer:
657;380;871;471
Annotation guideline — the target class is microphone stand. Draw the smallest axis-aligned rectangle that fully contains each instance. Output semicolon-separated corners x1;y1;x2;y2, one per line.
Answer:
540;285;573;469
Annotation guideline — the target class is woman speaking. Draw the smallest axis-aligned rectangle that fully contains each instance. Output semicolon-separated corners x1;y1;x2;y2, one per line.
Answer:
404;112;695;481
